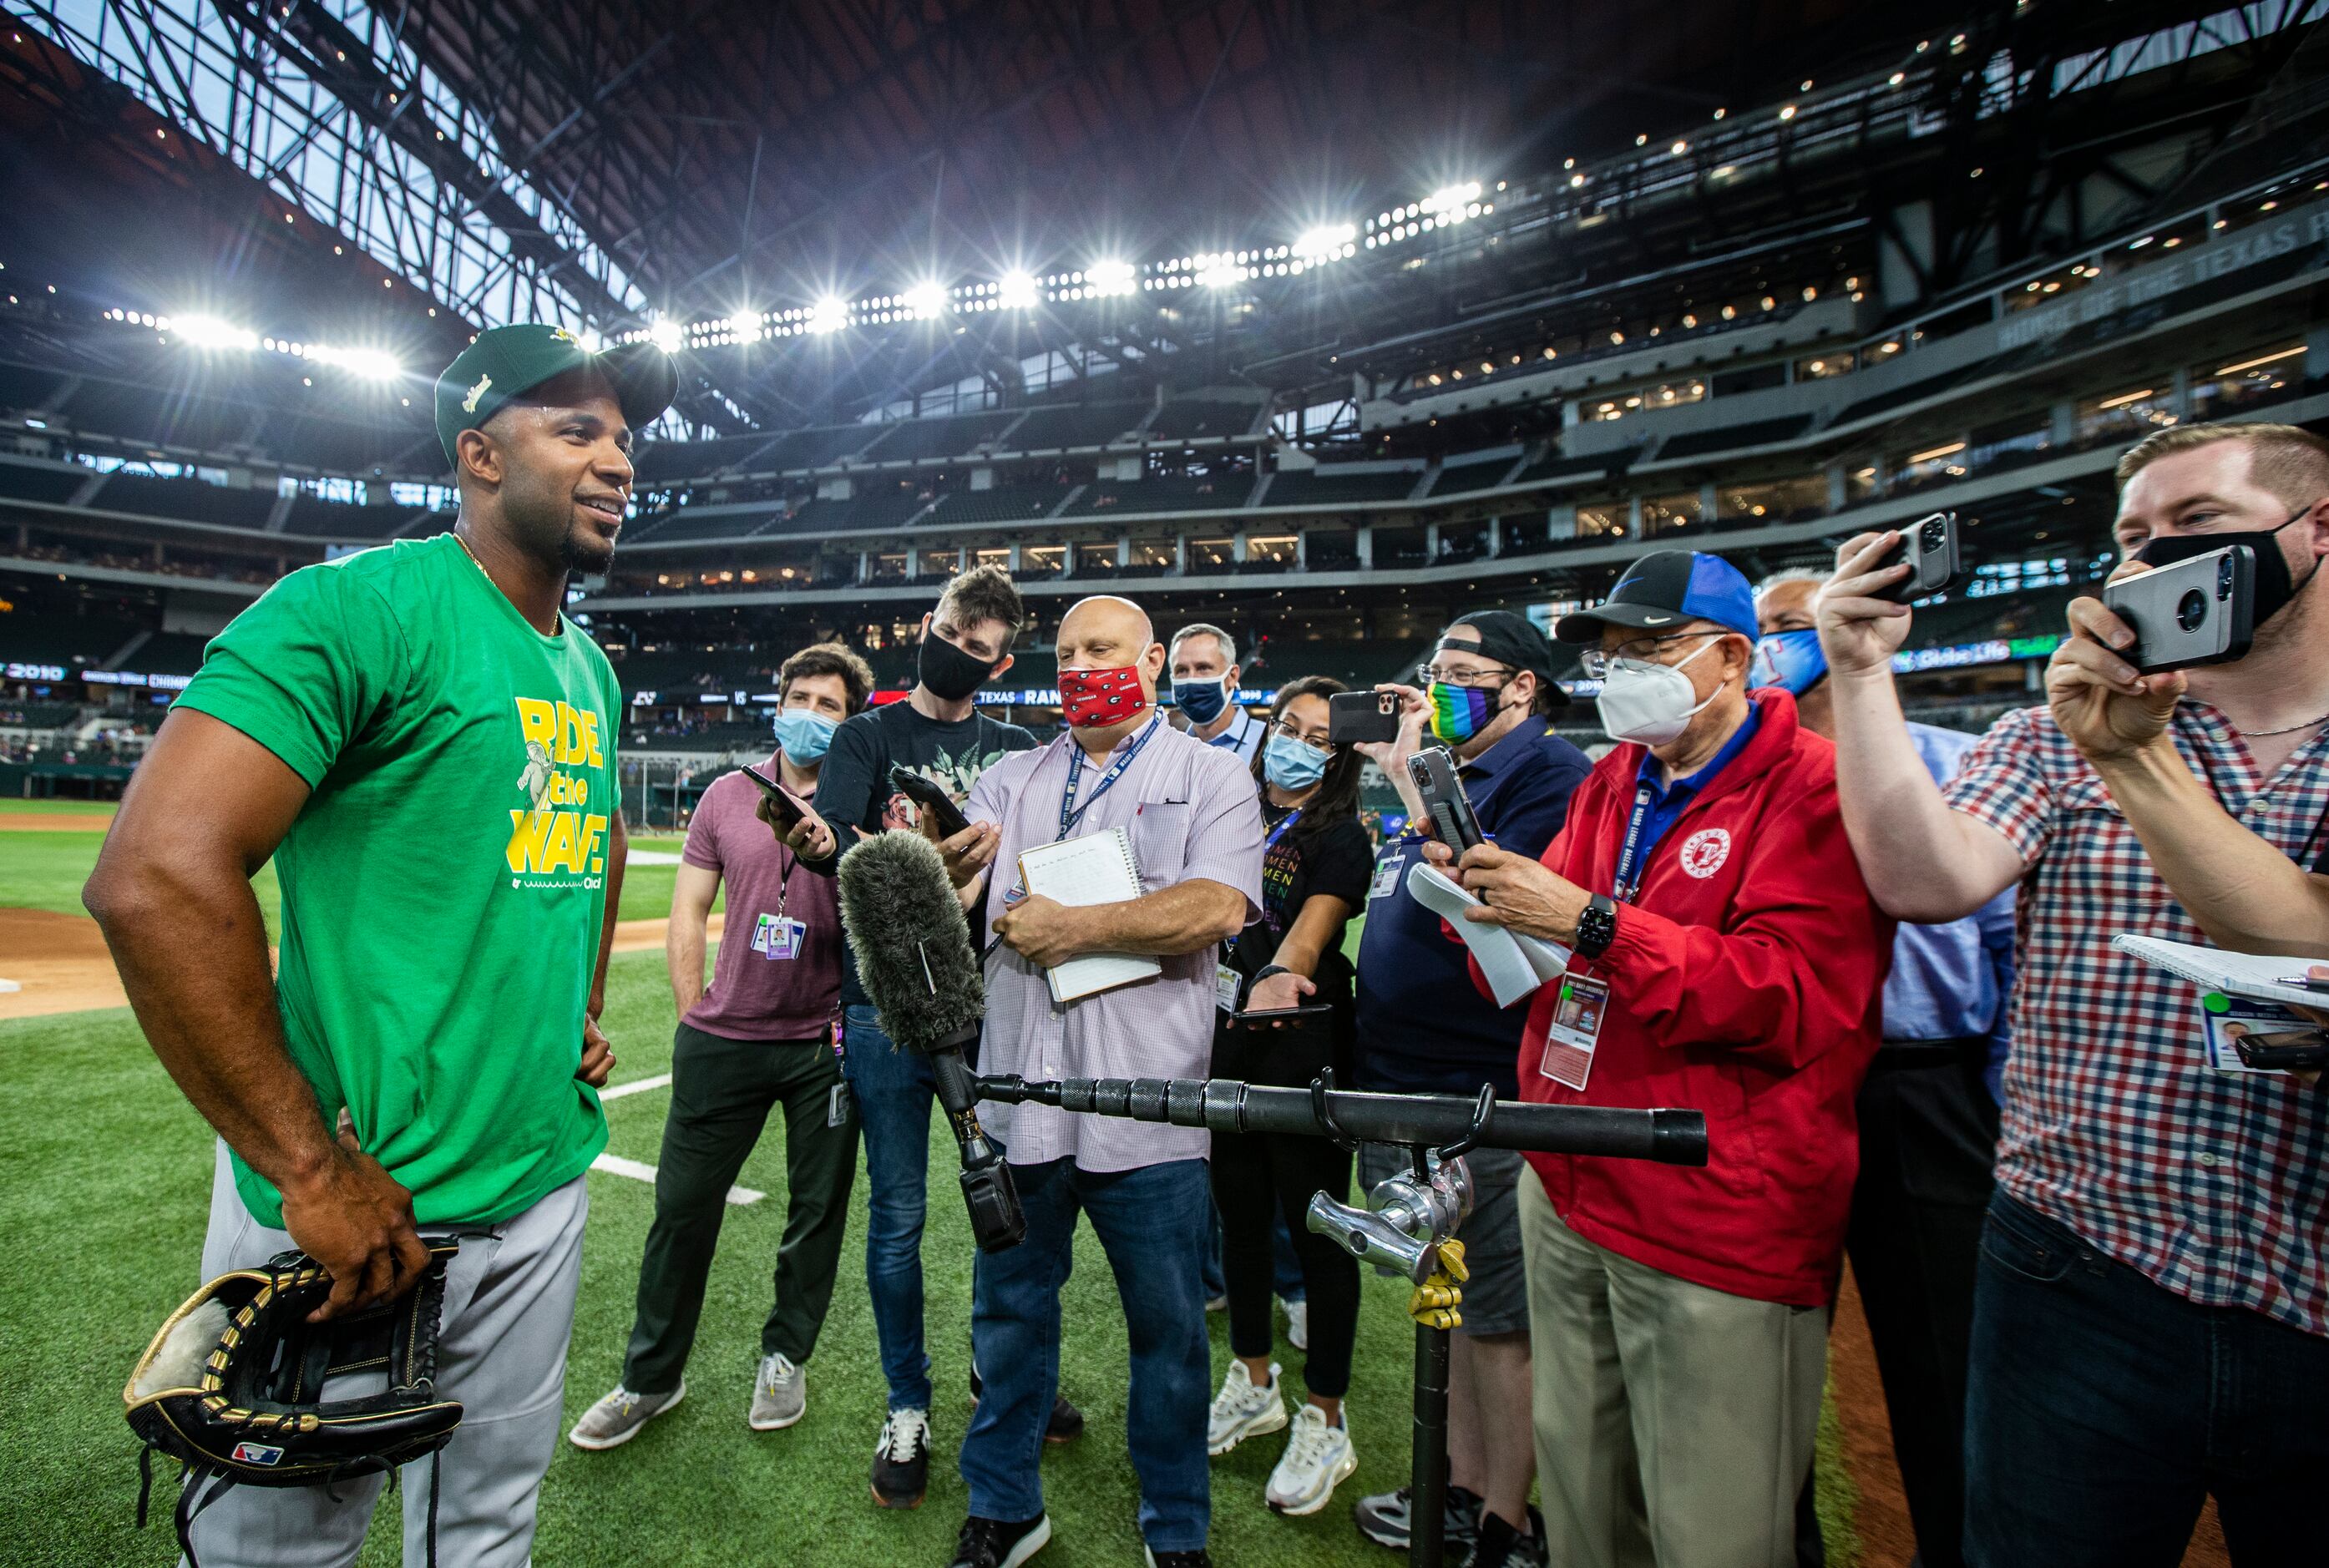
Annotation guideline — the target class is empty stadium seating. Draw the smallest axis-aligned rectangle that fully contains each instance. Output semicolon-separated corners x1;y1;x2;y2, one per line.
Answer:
1064;474;1257;516
922;483;1075;525
1425;452;1523;497
0;461;93;505
1262;468;1422;508
280;495;418;538
96;473;279;529
998;403;1146;451
1146;401;1263;441
858;412;1020;464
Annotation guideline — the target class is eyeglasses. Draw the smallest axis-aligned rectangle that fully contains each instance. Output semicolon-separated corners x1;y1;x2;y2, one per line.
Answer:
1273;721;1334;756
1416;662;1516;688
1577;630;1721;680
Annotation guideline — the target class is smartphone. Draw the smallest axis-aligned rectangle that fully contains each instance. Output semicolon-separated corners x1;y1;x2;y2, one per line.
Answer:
1328;689;1401;744
1408;746;1485;853
1233;1002;1336;1025
2230;1027;2329;1072
1871;511;1963;604
2103;543;2256;674
888;765;971;839
740;763;809;830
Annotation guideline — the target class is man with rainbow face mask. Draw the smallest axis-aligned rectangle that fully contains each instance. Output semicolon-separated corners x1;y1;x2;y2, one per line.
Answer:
1344;609;1589;1565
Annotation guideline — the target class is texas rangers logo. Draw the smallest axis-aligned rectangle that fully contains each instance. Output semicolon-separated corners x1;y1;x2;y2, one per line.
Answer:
461;372;493;412
1678;827;1731;878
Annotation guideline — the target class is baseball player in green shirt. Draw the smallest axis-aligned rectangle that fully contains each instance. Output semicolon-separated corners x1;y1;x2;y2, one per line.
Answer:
84;324;676;1566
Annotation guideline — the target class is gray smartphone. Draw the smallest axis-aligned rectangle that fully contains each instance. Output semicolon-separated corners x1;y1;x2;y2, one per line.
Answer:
1871;511;1963;604
1407;746;1485;853
2103;543;2255;674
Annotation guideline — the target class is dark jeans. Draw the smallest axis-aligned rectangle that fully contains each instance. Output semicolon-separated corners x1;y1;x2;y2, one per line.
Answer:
1213;1128;1359;1396
962;1157;1213;1551
1845;1040;1997;1568
838;1003;939;1412
1964;1192;2329;1567
622;1023;858;1394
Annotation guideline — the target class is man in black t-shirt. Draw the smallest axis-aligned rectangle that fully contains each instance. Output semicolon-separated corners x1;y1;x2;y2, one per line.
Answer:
792;567;1065;1510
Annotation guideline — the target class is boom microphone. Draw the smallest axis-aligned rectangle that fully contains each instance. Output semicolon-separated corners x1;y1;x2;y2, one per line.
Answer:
974;1075;1709;1166
836;830;1026;1252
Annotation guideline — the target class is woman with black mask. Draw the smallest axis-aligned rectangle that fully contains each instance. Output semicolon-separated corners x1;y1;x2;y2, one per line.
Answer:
1203;675;1375;1519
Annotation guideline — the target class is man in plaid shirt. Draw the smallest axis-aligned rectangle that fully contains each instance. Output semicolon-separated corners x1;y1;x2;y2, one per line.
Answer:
1815;422;2329;1566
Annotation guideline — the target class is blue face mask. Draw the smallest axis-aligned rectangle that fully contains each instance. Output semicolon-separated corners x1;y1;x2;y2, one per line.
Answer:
1263;732;1330;792
1172;675;1231;726
772;707;838;765
1749;629;1828;696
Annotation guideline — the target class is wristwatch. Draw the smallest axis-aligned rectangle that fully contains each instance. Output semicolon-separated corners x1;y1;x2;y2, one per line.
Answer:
1573;894;1618;960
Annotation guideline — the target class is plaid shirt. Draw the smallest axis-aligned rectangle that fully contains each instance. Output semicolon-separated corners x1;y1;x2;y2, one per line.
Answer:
1945;703;2329;1336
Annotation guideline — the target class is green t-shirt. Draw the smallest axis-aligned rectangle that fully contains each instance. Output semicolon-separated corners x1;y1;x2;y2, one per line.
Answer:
175;533;615;1227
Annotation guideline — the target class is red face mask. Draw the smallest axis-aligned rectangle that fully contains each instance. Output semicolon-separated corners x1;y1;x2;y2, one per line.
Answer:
1058;665;1149;728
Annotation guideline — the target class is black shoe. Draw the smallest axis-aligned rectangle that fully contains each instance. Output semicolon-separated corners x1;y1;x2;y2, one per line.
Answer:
1461;1505;1548;1568
970;1364;1084;1444
1042;1394;1085;1444
1143;1550;1212;1568
871;1409;931;1510
1353;1484;1483;1551
948;1514;1051;1568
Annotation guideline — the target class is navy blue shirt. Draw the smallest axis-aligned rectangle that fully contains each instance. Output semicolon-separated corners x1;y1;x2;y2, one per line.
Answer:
1354;719;1592;1096
1618;707;1761;895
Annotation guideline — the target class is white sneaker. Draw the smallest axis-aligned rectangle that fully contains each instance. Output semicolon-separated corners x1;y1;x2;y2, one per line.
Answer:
567;1381;686;1450
749;1353;806;1430
1205;1292;1229;1313
1266;1404;1357;1515
1281;1296;1309;1352
1206;1360;1287;1456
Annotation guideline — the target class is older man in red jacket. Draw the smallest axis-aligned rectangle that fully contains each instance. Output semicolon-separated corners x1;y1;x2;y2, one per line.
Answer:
1428;549;1891;1568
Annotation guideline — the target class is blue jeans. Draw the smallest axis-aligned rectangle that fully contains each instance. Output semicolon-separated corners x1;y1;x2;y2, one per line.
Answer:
961;1157;1213;1550
1964;1192;2329;1567
840;1004;938;1413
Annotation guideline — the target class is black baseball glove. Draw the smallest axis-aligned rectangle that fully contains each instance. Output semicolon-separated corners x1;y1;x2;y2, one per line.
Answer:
125;1239;463;1566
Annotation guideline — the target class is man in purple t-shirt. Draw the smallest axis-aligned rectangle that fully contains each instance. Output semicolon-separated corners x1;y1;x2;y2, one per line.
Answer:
569;642;874;1450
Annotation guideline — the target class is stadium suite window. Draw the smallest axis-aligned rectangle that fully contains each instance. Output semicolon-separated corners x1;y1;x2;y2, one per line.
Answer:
1131;540;1175;569
1577;506;1628;539
1022;545;1065;574
2076;387;2178;444
1248;535;1296;564
871;554;908;581
1073;543;1119;573
1640;494;1702;536
2188;345;2306;420
975;548;1010;570
1718;475;1825;521
1192;539;1234;569
920;549;960;577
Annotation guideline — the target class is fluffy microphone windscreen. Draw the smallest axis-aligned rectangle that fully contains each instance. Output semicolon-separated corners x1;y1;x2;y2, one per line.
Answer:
835;829;987;1055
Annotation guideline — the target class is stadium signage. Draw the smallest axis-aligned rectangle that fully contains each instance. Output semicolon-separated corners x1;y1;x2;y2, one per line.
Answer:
83;670;192;690
1998;200;2329;351
6;661;66;680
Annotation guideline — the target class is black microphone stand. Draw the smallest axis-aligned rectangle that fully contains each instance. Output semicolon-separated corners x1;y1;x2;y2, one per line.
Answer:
974;1070;1709;1568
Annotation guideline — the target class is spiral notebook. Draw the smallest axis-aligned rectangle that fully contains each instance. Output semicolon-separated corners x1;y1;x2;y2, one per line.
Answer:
1017;827;1161;1004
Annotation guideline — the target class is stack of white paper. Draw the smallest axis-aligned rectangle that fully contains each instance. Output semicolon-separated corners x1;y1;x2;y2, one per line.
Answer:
2112;933;2329;1007
1405;862;1572;1008
1018;827;1162;1004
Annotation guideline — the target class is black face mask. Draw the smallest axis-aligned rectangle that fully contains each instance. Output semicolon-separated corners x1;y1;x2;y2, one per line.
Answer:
917;628;1000;703
2138;506;2323;630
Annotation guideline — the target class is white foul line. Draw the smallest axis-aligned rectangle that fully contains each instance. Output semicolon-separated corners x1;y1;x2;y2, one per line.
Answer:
589;1151;764;1206
600;1072;673;1100
588;1072;764;1205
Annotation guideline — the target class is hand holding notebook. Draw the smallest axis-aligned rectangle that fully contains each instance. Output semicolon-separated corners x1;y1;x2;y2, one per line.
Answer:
1015;827;1162;1004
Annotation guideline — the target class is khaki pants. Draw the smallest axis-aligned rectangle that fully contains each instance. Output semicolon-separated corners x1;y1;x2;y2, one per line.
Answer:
1518;1166;1826;1568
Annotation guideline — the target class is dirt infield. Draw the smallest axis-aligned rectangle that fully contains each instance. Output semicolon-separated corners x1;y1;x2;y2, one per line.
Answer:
0;908;129;1019
0;814;113;833
0;908;721;1021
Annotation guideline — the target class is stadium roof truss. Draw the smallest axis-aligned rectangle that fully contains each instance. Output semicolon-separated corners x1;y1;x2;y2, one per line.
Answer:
10;0;649;331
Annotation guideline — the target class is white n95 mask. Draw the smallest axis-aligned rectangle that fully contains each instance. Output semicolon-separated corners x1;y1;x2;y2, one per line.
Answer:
1596;638;1726;746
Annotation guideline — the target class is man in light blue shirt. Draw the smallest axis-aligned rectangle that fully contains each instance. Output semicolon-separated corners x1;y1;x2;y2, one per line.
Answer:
1757;574;2013;1568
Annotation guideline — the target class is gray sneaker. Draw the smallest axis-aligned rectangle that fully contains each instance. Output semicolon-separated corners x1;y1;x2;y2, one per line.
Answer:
567;1381;686;1450
750;1353;807;1430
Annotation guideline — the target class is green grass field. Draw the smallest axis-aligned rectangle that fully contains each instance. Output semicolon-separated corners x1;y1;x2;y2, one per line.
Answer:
0;822;1859;1566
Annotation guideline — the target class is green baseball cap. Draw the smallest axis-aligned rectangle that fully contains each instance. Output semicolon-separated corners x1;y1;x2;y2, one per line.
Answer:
433;323;678;468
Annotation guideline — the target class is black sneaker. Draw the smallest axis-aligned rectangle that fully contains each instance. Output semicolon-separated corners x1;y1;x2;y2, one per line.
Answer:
948;1514;1051;1568
1353;1483;1483;1552
1143;1550;1212;1568
1461;1505;1548;1568
970;1363;1085;1444
871;1408;931;1510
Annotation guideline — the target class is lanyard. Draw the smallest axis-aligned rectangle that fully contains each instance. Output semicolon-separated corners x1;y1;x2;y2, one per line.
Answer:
1612;781;1658;904
1058;715;1161;840
1208;709;1248;749
1263;807;1304;855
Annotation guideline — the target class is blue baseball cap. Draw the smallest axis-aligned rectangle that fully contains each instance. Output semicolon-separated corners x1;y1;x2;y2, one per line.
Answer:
1552;549;1759;644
